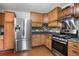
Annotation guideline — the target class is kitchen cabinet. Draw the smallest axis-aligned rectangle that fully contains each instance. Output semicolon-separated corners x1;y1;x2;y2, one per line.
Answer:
32;34;52;50
68;40;79;56
48;21;62;28
31;12;43;27
4;11;14;50
45;35;52;50
32;34;41;46
0;13;4;26
4;23;14;49
4;11;15;22
74;3;79;17
32;34;46;46
48;21;58;28
31;12;43;23
48;7;62;22
40;34;46;45
61;6;73;18
0;39;3;50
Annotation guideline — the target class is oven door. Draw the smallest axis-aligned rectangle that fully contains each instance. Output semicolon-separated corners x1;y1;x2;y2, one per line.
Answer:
52;40;67;56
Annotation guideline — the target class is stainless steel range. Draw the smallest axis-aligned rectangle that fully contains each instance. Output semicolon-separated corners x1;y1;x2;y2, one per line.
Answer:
52;35;69;56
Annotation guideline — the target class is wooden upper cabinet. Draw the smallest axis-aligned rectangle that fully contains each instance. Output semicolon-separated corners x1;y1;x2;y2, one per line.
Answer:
31;12;43;23
31;12;44;27
48;21;62;28
4;11;15;22
74;3;79;17
48;7;62;22
0;13;4;26
48;21;58;28
61;6;74;18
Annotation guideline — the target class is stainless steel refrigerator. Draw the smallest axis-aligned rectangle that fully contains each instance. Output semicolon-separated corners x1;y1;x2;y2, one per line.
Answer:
14;18;32;51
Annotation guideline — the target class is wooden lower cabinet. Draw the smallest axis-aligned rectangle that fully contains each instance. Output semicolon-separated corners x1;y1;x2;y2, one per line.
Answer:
46;39;52;50
45;35;52;50
40;34;45;45
0;39;3;50
4;23;14;50
68;41;79;56
68;46;79;56
32;34;52;50
32;34;41;46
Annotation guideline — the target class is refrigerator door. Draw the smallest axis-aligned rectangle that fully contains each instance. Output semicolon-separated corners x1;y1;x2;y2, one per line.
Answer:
14;39;32;51
24;19;32;39
15;18;24;40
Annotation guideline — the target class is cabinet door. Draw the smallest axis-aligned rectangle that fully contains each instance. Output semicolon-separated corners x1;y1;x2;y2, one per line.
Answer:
4;23;14;49
0;39;3;50
32;35;41;47
48;21;58;28
40;34;46;45
62;6;73;17
68;41;79;56
48;7;62;22
45;35;52;50
74;3;79;17
4;12;14;22
0;13;4;25
46;39;52;50
68;46;79;56
31;12;43;23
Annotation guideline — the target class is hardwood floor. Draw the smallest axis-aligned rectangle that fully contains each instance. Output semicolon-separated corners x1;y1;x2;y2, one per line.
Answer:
0;46;53;56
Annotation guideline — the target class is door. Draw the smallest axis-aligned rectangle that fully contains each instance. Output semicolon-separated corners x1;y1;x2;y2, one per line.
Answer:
14;18;24;40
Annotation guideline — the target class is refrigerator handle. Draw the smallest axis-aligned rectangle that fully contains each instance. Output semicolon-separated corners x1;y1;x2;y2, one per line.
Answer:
23;29;24;37
23;19;25;37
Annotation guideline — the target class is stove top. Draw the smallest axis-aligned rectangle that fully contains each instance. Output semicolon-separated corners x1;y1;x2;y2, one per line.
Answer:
52;35;69;44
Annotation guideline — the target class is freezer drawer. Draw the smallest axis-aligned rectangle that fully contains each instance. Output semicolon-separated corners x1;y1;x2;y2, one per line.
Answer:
14;39;32;51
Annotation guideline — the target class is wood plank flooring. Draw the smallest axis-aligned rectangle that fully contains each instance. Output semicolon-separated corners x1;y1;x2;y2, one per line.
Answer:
0;46;53;56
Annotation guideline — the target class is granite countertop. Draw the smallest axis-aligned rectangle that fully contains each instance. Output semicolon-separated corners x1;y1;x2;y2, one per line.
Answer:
68;38;79;43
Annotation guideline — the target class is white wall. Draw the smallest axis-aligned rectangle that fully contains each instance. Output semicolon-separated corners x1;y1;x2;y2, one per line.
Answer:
15;11;30;20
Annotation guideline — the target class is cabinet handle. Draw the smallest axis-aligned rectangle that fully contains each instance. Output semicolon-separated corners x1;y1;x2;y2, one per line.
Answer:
72;50;78;54
73;44;78;47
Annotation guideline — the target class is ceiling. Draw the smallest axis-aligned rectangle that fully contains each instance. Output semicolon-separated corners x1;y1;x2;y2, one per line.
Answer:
0;3;73;13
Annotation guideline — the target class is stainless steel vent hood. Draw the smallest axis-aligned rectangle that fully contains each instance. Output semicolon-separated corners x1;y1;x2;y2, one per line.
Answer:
62;16;77;30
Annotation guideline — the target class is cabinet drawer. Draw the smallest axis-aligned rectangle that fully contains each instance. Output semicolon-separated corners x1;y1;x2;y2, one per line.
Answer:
68;46;79;56
68;41;79;50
